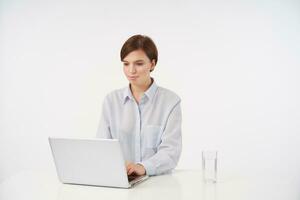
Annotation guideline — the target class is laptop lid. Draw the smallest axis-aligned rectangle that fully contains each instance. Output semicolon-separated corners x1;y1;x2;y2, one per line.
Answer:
49;137;131;188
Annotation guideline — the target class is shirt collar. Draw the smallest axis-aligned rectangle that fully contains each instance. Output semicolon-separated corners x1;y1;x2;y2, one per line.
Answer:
123;85;134;104
123;78;158;104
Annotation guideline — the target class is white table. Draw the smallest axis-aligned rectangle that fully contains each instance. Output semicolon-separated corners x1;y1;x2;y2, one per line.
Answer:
0;170;299;200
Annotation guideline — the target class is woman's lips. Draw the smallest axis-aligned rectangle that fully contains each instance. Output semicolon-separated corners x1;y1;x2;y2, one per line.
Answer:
128;76;138;80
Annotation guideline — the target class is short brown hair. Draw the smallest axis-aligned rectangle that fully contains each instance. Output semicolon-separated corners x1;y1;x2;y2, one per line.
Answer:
120;34;158;72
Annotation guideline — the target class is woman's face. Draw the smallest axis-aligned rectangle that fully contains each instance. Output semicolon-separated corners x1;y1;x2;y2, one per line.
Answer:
122;49;155;86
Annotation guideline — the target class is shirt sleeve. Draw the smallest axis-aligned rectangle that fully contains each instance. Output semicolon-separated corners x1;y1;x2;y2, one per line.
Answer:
96;96;112;139
138;101;182;176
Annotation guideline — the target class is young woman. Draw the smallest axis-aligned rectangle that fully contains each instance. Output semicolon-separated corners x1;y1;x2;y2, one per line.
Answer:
97;34;182;176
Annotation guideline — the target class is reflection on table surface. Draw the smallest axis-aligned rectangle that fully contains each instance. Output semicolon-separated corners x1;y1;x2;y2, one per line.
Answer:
0;170;299;200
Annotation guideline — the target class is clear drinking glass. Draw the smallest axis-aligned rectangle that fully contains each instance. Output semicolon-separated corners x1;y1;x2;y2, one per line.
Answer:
202;150;218;183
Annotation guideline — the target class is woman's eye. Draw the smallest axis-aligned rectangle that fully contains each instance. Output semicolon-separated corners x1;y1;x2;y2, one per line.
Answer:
136;63;143;66
123;63;129;66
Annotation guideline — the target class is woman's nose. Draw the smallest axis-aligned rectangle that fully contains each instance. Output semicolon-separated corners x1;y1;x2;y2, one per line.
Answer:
129;65;136;73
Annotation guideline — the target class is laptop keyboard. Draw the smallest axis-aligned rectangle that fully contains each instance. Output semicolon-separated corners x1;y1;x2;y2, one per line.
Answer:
128;175;141;182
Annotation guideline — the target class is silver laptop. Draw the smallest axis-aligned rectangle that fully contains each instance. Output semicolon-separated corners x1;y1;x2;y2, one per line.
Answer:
48;137;149;188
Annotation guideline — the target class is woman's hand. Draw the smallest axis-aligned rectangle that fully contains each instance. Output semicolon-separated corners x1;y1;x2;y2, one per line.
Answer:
126;162;146;176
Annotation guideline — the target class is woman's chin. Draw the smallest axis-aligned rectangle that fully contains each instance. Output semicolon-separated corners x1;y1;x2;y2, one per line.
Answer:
128;79;138;84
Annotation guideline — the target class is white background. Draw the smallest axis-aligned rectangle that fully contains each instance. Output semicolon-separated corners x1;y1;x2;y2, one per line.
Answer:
1;0;300;183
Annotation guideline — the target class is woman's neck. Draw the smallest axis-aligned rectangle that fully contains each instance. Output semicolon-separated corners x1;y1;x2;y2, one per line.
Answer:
130;78;153;102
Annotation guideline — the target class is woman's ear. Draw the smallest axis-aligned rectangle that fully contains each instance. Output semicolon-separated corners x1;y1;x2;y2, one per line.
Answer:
150;59;156;72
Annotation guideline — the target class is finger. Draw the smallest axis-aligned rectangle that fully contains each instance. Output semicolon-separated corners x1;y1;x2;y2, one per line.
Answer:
126;165;132;174
128;167;134;175
128;167;135;175
126;163;134;169
126;164;133;171
127;165;135;174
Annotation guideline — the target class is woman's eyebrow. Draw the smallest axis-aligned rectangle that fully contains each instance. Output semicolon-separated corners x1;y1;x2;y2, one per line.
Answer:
123;59;144;63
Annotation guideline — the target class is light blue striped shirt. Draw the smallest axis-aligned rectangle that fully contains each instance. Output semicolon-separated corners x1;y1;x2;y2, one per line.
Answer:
96;79;182;176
